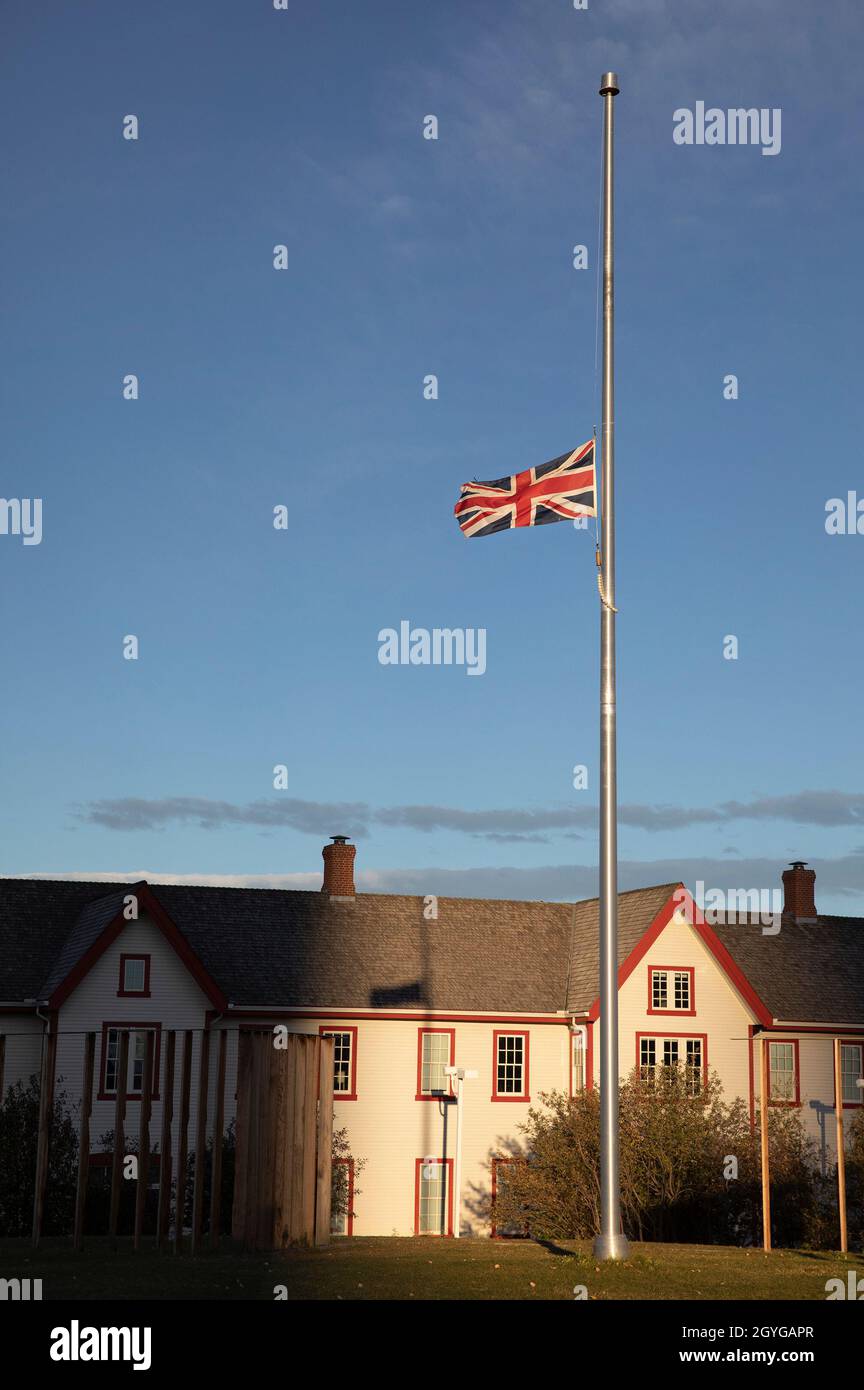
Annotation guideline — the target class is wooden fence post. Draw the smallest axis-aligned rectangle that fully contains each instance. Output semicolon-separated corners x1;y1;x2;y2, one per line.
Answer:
232;1030;251;1243
157;1030;175;1251
134;1032;155;1251
833;1037;848;1253
191;1029;210;1254
759;1036;771;1252
31;1023;58;1247
73;1033;95;1250
315;1036;334;1247
209;1029;228;1249
109;1030;130;1243
174;1030;193;1253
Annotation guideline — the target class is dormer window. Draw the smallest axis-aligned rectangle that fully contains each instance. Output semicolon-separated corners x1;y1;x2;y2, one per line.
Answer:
118;954;150;997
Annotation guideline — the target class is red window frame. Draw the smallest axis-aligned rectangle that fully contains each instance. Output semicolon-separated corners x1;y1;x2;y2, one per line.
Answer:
415;1027;456;1101
491;1156;529;1239
766;1037;801;1108
647;964;695;1016
491;1029;530;1102
414;1157;454;1236
840;1039;864;1109
318;1025;358;1101
635;1031;708;1092
98;1022;162;1101
331;1157;355;1236
117;954;151;998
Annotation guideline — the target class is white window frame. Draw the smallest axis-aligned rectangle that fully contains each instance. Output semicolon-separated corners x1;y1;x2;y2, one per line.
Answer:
840;1042;863;1105
494;1032;527;1098
768;1041;797;1103
418;1029;451;1097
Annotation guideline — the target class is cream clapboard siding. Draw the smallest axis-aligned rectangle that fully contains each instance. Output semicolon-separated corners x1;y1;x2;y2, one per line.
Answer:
0;1013;43;1101
752;1033;851;1171
303;1015;570;1237
54;914;220;1178
614;906;753;1105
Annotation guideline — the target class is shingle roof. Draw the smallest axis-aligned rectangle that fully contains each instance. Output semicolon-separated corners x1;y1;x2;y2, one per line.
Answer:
1;877;862;1023
0;880;128;1001
711;915;864;1025
0;878;674;1014
564;883;680;1012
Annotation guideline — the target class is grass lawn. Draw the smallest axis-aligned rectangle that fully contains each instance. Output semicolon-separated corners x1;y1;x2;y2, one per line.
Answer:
2;1236;859;1300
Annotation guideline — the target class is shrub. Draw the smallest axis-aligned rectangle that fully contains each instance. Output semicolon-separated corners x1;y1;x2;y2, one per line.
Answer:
491;1068;822;1248
0;1075;79;1237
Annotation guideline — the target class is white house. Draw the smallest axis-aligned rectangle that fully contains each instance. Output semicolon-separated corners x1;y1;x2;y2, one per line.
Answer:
0;843;861;1237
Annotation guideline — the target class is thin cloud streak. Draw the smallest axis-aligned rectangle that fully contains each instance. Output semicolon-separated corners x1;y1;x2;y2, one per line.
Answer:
10;849;864;910
76;790;864;838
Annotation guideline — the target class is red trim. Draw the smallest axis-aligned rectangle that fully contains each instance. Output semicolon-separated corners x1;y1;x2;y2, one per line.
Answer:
636;1031;708;1090
587;888;773;1027
490;1156;528;1238
416;1027;456;1101
647;964;695;1017
49;882;227;1012
332;1157;355;1236
491;1029;530;1102
413;1157;454;1236
318;1024;358;1101
586;1020;594;1090
765;1024;864;1035
840;1039;864;1109
766;1037;801;1108
747;1024;756;1132
117;954;151;998
229;1007;563;1024
97;1021;162;1102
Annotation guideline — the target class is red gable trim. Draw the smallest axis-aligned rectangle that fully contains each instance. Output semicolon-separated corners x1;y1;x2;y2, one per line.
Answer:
48;882;227;1012
586;885;772;1028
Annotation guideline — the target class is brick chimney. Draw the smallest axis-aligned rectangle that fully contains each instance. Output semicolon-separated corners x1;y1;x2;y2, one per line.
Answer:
782;861;817;924
321;835;356;903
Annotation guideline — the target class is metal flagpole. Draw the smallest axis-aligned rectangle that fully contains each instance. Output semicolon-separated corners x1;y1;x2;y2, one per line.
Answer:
593;70;629;1261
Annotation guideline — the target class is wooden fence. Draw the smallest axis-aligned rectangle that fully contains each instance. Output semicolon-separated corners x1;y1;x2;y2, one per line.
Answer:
21;1025;333;1251
232;1031;334;1249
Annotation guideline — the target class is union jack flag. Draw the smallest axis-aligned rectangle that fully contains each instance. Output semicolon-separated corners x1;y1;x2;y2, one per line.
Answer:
453;441;596;539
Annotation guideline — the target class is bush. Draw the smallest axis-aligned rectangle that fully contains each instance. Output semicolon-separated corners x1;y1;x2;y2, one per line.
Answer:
0;1075;80;1237
491;1068;826;1248
331;1126;364;1232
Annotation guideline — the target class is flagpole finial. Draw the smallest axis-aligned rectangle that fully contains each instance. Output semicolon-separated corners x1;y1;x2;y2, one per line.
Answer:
599;72;619;95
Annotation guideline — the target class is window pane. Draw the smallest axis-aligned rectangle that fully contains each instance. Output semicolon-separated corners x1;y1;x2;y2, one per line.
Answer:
421;1032;450;1094
674;972;690;1010
418;1163;448;1234
106;1029;118;1092
571;1034;584;1093
651;972;667;1009
123;959;145;992
769;1042;795;1101
324;1032;352;1093
841;1044;863;1103
496;1035;524;1095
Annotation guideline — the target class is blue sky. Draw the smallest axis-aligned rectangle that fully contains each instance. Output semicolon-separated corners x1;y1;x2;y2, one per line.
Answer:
2;0;864;911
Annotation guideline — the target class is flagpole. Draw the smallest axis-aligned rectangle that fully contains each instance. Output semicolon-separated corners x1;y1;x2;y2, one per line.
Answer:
593;70;629;1261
